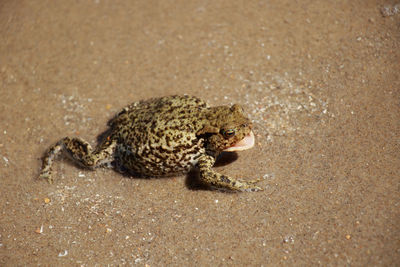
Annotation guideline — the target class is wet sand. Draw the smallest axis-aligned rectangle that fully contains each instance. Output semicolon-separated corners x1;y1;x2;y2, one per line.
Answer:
1;0;399;265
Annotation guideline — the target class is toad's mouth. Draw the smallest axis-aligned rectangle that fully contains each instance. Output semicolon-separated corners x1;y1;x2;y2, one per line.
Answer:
224;131;255;152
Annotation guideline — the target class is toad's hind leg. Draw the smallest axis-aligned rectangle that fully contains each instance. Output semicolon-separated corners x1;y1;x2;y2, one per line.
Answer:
39;137;117;183
197;155;263;192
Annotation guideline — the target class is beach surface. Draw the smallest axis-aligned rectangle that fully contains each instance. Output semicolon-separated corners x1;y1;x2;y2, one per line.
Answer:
1;0;399;265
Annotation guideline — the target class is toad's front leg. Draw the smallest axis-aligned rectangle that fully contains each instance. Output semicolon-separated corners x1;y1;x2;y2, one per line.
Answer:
196;155;263;192
39;137;117;183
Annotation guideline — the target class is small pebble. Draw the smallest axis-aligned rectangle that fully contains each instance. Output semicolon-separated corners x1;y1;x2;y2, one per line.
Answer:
58;250;68;257
35;225;43;234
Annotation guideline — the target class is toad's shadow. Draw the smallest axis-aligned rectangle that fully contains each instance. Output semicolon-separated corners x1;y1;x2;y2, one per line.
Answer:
97;127;113;143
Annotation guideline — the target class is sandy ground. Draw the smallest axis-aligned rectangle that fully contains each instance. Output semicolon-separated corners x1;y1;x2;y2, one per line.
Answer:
1;0;399;266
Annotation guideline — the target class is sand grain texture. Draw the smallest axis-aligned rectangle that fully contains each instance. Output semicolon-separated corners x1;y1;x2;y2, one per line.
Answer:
0;0;399;265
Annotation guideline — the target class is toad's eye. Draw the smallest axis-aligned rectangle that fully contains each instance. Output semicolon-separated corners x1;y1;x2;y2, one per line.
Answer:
222;129;235;138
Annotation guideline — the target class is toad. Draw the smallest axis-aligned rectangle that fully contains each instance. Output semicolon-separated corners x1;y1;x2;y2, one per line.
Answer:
39;95;263;191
